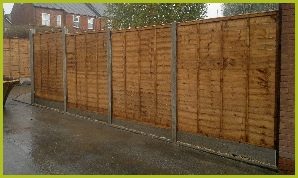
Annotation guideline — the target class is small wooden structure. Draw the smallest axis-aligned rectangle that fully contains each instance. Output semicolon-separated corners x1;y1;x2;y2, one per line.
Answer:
3;76;20;106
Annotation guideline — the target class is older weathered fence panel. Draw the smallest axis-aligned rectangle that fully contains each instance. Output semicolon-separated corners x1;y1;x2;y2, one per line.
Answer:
3;38;30;78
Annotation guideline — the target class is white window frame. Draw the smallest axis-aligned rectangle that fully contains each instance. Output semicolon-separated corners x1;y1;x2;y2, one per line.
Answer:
42;13;50;26
57;15;61;27
73;15;80;28
88;17;94;29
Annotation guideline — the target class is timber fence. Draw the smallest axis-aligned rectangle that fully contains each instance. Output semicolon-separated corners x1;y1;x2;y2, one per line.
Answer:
31;11;278;149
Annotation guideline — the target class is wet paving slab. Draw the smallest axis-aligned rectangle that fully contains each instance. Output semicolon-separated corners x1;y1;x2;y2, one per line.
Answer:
3;85;279;175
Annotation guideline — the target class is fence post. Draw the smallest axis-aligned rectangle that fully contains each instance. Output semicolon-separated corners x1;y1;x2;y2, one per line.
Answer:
62;27;67;112
107;29;112;124
171;22;177;142
29;29;35;104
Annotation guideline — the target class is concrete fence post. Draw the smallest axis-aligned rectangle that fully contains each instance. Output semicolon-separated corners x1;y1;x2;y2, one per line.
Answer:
171;22;177;142
29;29;35;104
107;29;112;124
62;27;67;112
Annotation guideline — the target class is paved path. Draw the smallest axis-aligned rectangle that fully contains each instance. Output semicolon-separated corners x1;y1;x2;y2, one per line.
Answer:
3;85;278;174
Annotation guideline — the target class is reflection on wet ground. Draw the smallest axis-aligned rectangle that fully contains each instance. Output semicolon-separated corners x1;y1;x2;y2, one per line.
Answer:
3;85;278;174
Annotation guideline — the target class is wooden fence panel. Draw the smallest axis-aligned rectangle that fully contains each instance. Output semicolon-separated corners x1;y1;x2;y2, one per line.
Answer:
33;32;63;102
221;19;248;142
111;26;172;129
3;39;30;78
112;31;126;119
247;15;277;147
33;35;41;98
177;12;277;148
125;30;141;123
33;11;278;149
155;26;172;129
139;28;158;127
66;32;108;115
96;32;109;115
66;34;76;109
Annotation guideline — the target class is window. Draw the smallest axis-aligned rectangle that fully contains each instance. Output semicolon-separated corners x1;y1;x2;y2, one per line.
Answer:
42;13;50;26
88;17;94;29
57;15;61;27
73;15;80;28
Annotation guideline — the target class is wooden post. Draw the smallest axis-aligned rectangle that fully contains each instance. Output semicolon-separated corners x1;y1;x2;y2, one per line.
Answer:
171;22;177;142
107;29;112;124
29;29;35;104
62;27;67;112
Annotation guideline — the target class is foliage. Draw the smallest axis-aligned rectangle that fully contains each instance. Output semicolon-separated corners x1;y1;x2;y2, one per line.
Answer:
104;3;208;30
222;3;278;16
4;25;62;39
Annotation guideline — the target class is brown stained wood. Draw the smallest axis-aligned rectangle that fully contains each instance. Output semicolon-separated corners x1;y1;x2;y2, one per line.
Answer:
123;32;127;120
83;35;87;110
46;34;50;100
248;125;274;137
247;132;274;148
74;35;78;109
31;12;277;148
95;32;99;114
221;130;246;142
39;35;42;99
245;18;251;142
220;21;224;136
62;28;67;112
138;29;142;122
29;31;35;104
153;27;158;126
178;11;277;26
199;119;221;129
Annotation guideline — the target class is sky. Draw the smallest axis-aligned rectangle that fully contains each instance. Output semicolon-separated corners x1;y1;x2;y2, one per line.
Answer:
3;3;223;18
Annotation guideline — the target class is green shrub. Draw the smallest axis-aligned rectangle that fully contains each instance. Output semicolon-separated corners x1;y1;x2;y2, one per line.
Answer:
4;25;63;38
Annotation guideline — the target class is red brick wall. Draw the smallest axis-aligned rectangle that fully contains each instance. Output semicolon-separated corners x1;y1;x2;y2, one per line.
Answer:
65;14;103;32
11;3;105;32
11;3;35;25
279;3;295;175
35;7;64;27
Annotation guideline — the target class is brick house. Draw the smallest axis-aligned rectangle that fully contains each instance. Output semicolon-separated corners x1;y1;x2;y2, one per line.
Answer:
10;3;106;32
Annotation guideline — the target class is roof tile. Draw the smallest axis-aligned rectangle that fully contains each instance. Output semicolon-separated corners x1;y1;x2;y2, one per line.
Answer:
33;3;106;17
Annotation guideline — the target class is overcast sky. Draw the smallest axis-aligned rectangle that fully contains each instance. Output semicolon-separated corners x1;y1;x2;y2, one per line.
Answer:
3;3;223;18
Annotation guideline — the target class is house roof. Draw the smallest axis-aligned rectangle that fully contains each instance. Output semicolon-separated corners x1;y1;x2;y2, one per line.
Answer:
4;14;12;27
33;3;106;17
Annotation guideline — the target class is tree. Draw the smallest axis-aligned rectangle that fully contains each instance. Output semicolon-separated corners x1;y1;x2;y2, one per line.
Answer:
104;3;207;30
222;3;278;17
